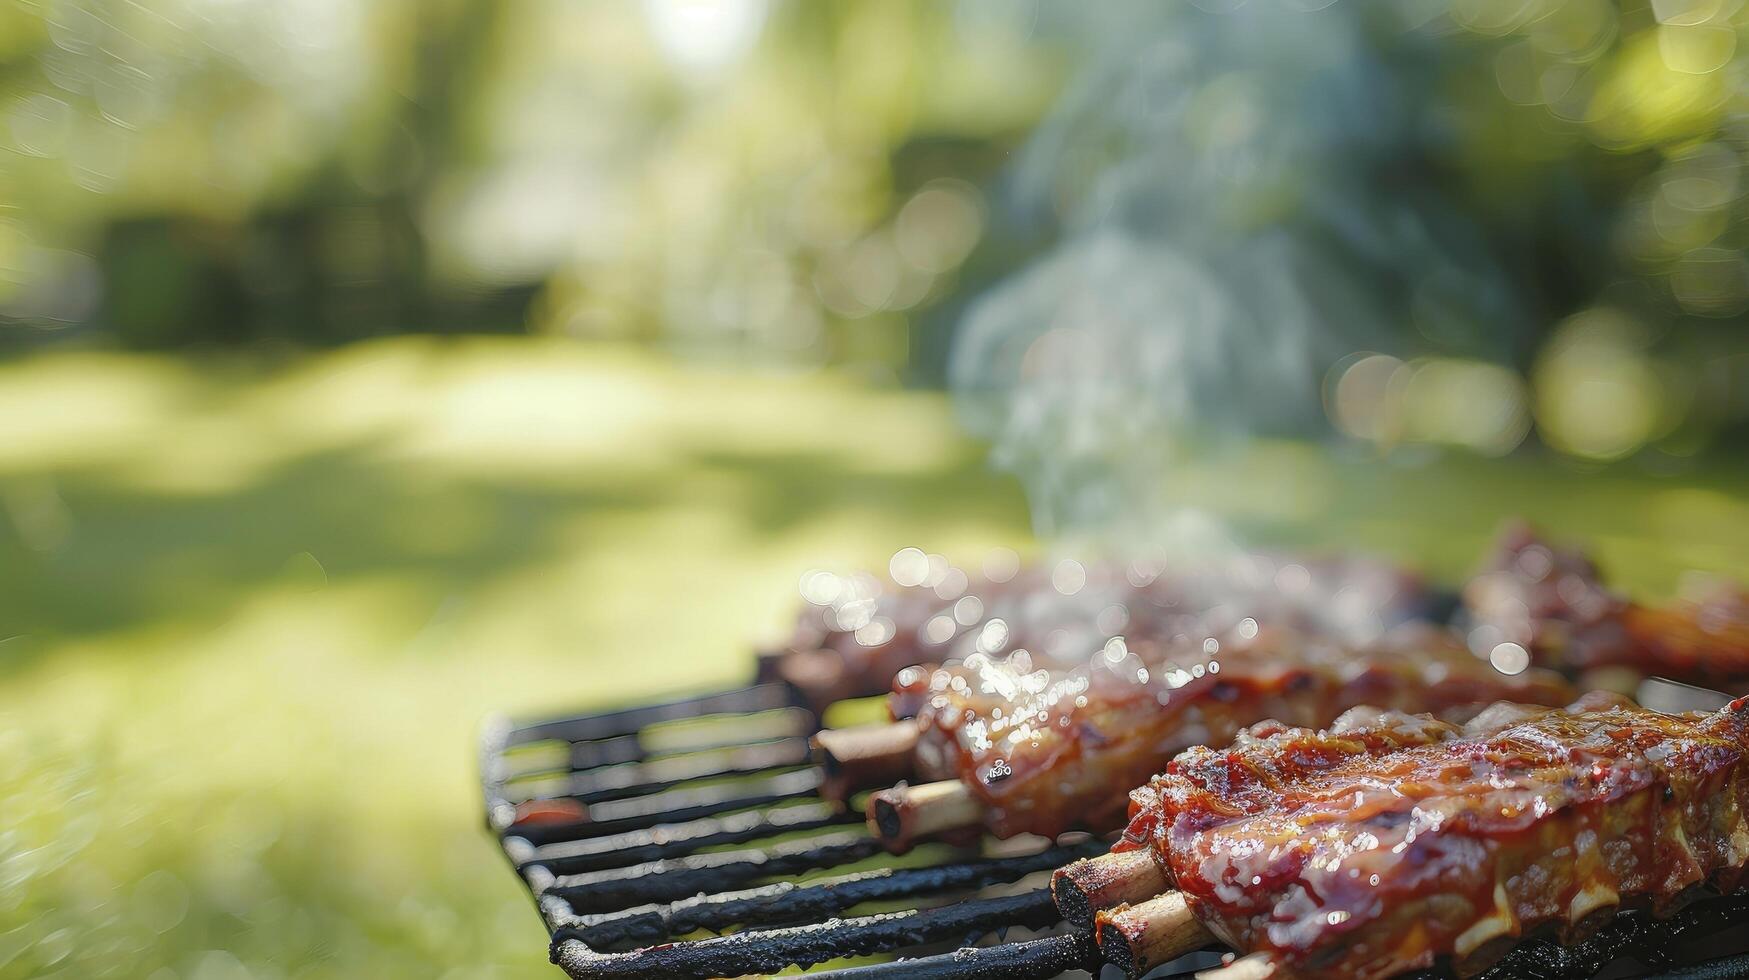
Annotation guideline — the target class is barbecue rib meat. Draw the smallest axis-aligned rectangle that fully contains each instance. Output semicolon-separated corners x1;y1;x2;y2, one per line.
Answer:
775;553;1435;709
1619;586;1749;685
890;622;1574;839
1116;692;1749;980
1465;523;1749;687
770;560;1139;709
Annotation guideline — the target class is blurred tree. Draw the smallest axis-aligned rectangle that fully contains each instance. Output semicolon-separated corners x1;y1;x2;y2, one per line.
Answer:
0;0;1745;455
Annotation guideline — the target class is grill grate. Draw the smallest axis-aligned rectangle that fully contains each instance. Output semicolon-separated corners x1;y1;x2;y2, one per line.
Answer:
482;684;1107;978
483;681;1749;980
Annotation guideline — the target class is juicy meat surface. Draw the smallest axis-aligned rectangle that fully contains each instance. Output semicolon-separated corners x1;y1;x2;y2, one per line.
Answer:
1464;523;1749;687
892;622;1574;839
1118;693;1749;979
780;552;1434;706
777;560;1144;706
1619;586;1749;684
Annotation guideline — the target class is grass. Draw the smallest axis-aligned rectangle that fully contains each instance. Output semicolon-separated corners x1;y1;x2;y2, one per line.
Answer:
1;335;1745;979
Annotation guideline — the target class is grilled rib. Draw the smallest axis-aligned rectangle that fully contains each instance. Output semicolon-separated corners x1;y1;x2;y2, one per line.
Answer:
1465;523;1749;688
769;559;1141;709
1619;587;1749;685
881;622;1574;841
776;552;1435;709
1104;692;1749;979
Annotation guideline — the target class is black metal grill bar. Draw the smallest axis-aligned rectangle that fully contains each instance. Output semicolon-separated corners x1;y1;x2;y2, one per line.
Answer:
500;728;811;780
556;767;824;838
551;887;1066;979
562;709;815;774
805;931;1104;980
1656;952;1749;979
562;839;1108;950
506;738;814;806
1470;895;1749;980
508;684;799;746
558;733;670;772
548;831;887;915
500;764;831;845
566;729;807;774
524;801;859;875
500;815;600;847
629;707;813;754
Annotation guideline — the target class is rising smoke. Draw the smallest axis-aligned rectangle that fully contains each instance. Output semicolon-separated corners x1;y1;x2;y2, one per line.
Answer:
950;0;1530;547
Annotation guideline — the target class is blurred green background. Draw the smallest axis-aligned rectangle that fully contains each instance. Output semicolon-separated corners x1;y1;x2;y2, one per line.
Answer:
5;1;1749;978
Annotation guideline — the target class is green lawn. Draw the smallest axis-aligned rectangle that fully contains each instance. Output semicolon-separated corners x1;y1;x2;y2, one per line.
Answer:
2;337;1746;979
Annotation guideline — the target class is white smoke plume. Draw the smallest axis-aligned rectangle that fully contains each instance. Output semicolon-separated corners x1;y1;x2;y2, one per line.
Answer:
951;0;1528;548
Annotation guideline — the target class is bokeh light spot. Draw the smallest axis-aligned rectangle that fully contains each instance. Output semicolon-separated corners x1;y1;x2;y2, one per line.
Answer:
889;547;929;588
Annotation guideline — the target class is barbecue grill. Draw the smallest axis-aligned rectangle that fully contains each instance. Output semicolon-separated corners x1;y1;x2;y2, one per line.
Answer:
481;679;1749;979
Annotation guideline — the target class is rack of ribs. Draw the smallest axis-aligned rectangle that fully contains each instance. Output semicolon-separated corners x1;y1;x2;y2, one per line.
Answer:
1061;692;1749;979
863;621;1574;845
775;550;1436;712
